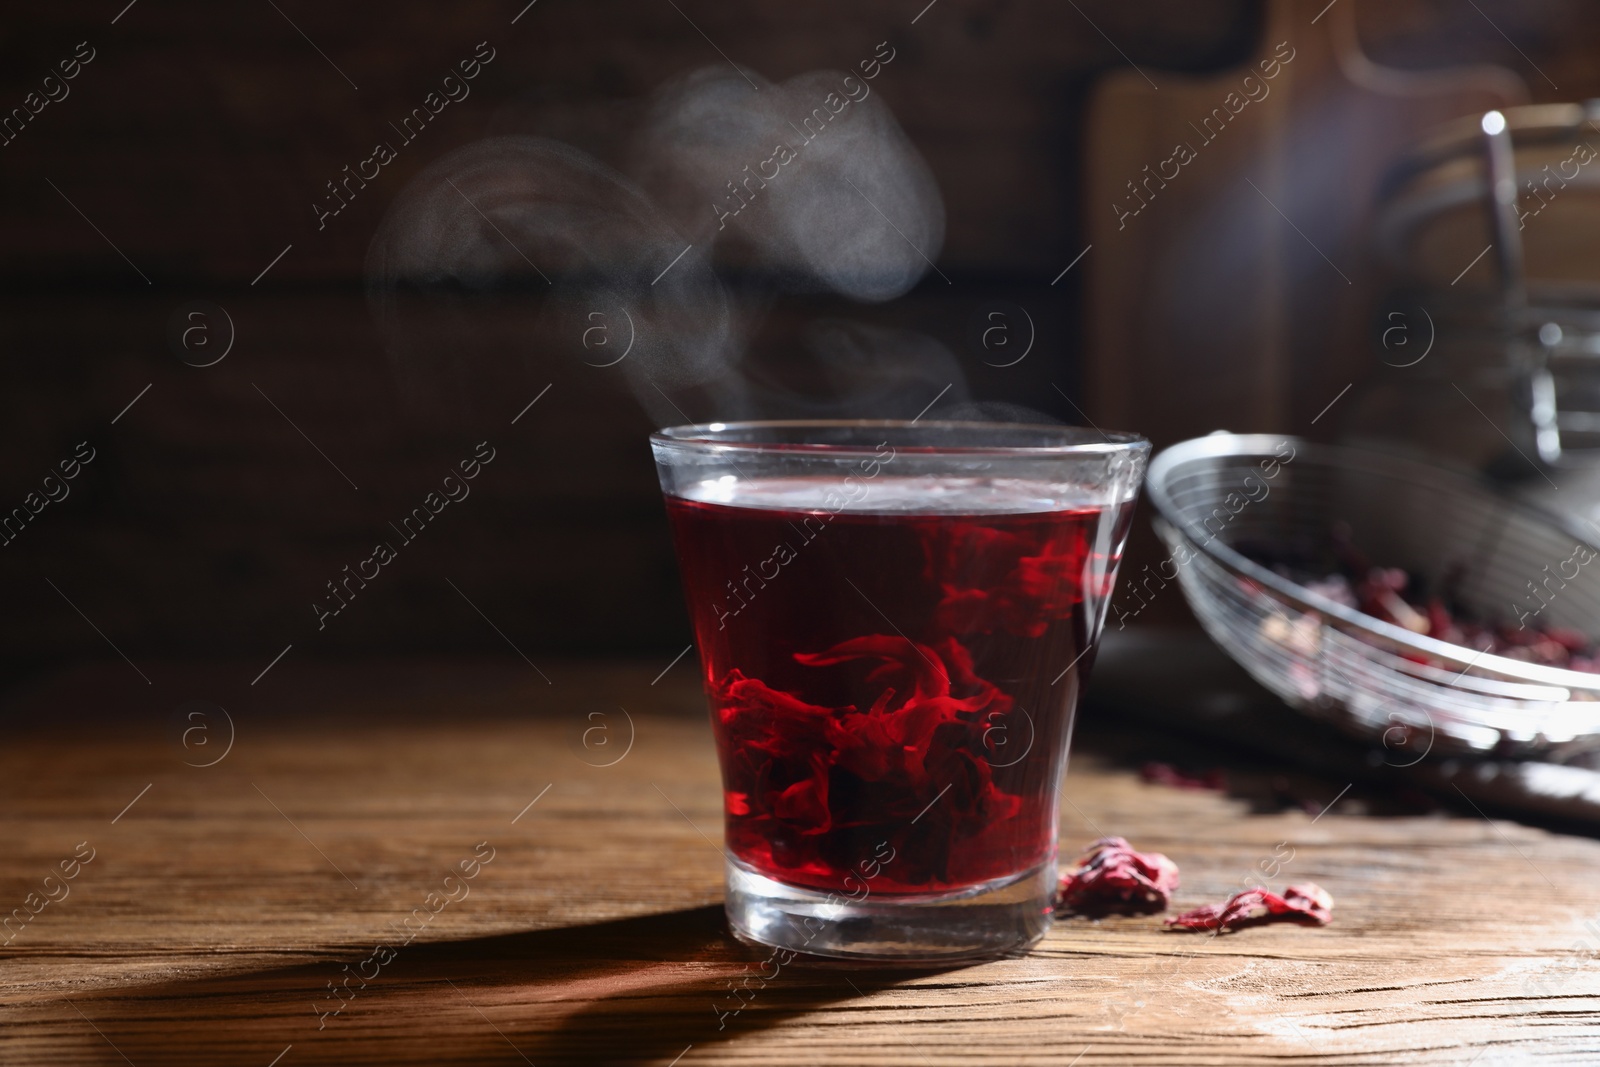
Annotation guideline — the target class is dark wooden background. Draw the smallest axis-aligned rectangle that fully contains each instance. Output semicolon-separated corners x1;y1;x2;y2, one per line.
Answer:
2;0;1596;679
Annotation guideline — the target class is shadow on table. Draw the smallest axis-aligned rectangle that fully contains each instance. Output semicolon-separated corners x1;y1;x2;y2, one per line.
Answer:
53;905;968;1066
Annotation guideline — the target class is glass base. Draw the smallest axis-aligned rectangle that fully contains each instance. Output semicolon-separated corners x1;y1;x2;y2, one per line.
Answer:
724;856;1056;962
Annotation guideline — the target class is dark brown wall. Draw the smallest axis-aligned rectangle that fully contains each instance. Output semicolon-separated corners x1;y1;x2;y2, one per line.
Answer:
0;0;1592;673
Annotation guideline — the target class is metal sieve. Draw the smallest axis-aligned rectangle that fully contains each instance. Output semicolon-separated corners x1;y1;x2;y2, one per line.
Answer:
1145;433;1600;760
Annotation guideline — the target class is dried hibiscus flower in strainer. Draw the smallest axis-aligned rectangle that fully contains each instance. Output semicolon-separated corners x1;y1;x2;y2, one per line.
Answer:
1165;882;1333;933
1057;836;1180;914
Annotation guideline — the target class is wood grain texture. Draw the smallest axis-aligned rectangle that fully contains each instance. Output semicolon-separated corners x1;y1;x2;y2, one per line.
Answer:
2;660;1598;1065
0;0;1261;283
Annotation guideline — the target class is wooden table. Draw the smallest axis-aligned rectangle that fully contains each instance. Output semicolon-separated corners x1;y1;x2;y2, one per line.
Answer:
3;659;1598;1065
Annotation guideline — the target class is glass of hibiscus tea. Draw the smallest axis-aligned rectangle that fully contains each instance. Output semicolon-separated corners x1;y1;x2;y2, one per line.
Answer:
652;420;1148;960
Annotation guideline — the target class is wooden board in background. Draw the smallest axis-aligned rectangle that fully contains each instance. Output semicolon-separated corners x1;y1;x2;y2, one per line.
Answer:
1084;0;1527;441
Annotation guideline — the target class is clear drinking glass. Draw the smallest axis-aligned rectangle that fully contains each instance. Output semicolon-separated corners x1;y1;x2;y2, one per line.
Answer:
651;420;1149;960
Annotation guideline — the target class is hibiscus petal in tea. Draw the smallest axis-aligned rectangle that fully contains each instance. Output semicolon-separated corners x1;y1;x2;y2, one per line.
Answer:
653;422;1148;960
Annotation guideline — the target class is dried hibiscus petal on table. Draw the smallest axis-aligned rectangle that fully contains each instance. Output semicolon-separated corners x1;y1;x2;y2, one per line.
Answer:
1165;882;1333;932
1057;836;1179;914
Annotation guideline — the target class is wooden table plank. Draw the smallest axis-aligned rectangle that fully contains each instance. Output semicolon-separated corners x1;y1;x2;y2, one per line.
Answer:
1;660;1598;1065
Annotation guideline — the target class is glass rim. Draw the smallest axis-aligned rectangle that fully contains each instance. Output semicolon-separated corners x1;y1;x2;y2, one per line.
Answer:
650;419;1150;457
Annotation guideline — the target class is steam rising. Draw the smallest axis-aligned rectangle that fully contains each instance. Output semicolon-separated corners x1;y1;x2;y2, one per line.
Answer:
737;320;970;420
627;66;945;302
365;63;957;426
366;136;735;419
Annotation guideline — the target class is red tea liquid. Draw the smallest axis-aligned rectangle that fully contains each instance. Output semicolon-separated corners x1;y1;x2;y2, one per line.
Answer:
666;475;1134;896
